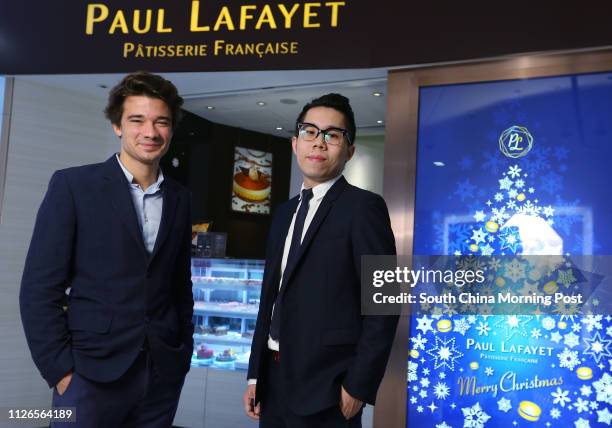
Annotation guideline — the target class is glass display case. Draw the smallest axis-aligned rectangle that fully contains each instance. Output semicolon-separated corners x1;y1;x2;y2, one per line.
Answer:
190;258;264;370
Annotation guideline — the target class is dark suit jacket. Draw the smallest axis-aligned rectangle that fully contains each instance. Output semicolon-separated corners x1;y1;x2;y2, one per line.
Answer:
247;176;398;416
20;156;194;388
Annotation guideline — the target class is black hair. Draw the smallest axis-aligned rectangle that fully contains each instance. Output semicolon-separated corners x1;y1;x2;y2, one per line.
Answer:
295;93;356;144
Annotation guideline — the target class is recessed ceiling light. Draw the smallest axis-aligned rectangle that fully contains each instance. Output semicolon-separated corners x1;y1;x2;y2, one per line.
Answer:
276;126;283;130
433;161;445;167
376;120;384;124
256;101;266;106
372;92;383;97
206;106;215;110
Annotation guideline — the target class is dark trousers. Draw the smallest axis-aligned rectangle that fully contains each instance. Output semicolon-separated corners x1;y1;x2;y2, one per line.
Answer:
50;350;185;428
259;351;362;428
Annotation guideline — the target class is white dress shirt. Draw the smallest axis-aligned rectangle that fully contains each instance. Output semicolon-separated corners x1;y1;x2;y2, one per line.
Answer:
248;175;341;386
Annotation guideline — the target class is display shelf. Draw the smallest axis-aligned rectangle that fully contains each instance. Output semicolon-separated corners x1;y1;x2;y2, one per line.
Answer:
190;257;264;371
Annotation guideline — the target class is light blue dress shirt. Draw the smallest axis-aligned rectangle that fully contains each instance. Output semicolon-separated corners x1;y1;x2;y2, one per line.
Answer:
116;154;164;254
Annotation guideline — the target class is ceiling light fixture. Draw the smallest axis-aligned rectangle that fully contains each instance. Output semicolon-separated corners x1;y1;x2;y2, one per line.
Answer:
256;101;266;106
372;92;383;97
206;106;215;110
376;120;384;124
276;127;283;130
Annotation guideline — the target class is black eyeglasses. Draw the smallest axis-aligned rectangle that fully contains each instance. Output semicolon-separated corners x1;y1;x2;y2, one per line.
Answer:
296;122;352;146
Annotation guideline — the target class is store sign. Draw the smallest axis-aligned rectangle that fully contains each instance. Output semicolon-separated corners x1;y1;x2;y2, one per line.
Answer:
2;1;612;74
85;2;343;60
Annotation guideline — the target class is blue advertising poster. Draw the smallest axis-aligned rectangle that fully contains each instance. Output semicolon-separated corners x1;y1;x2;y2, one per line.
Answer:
408;72;612;427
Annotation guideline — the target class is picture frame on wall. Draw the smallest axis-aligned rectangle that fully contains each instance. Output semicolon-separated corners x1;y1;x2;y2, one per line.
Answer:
231;146;273;214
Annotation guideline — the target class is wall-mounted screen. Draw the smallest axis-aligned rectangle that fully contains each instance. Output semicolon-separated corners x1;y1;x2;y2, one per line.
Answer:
408;71;612;428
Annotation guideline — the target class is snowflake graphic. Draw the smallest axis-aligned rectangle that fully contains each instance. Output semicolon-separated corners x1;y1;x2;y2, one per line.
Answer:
411;333;428;351
497;397;512;412
580;385;592;397
582;315;603;332
597;408;612;425
484;367;494;376
558;348;580;370
476;321;490;336
433;382;450;400
574;417;590;428
552;387;571;407
436;422;453;428
426;336;464;372
455;179;477;201
558;269;577;287
542;317;556;330
540;170;563;195
453;318;471;336
495;315;531;340
504;259;526;282
416;316;434;334
583;331;612;364
550;407;561;419
551;331;563;343
508;165;522;178
564;332;580;348
498;229;522;254
499;176;514;191
420;377;430;388
574;397;589;413
461;402;491;428
593;373;612;405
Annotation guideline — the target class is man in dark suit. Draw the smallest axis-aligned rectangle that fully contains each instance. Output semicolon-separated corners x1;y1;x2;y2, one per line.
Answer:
243;94;398;427
20;72;194;427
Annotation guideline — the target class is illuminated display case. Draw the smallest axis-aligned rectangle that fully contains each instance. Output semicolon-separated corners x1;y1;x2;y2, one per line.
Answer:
190;257;264;371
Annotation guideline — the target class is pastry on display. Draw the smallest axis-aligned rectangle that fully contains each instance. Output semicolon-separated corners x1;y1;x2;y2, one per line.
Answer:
216;349;237;362
196;345;214;359
233;166;271;202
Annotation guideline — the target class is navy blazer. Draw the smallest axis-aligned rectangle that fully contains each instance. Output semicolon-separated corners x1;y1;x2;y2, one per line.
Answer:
20;156;194;388
247;176;398;416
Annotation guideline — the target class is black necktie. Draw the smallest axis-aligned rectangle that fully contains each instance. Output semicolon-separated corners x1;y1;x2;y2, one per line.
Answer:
269;188;313;341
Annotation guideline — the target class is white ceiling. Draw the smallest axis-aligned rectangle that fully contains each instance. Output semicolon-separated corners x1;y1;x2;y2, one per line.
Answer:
20;68;389;139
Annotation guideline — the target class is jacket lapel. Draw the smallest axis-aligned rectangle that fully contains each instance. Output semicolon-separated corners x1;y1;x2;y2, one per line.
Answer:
281;177;348;287
102;156;148;256
149;179;180;264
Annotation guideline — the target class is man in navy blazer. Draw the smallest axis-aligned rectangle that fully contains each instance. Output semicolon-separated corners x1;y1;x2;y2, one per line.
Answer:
243;94;398;427
20;72;194;427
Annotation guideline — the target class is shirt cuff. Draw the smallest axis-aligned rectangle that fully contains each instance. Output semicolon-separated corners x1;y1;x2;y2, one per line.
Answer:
247;379;257;385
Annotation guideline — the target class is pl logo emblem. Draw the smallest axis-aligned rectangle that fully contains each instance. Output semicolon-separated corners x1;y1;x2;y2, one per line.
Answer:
499;126;533;158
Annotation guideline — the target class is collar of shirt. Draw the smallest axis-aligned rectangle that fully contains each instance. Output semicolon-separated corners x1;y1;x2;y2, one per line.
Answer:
115;153;164;194
299;175;342;202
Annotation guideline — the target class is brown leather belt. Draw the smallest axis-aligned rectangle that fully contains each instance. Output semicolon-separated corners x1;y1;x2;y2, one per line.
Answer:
270;350;280;362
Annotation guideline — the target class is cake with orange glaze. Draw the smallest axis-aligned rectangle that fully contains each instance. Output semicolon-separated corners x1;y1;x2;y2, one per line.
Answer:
233;166;271;202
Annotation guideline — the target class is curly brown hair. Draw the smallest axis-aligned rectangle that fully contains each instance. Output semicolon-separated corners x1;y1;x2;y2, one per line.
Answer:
104;71;184;130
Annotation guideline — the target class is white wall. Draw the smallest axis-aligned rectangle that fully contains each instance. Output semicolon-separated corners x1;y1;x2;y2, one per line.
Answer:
0;79;117;416
289;134;385;196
